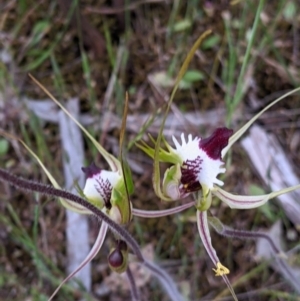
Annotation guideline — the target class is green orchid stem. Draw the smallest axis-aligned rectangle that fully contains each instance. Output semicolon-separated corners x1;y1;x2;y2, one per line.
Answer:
195;190;212;212
0;168;144;262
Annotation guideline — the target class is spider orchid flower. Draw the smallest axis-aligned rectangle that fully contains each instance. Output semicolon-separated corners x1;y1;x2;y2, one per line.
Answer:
137;90;300;300
10;75;191;301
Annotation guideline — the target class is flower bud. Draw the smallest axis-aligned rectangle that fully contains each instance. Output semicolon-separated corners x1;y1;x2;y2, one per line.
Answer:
108;240;128;273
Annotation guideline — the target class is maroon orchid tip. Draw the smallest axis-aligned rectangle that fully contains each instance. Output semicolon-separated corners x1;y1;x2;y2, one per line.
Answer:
199;127;233;160
81;162;101;178
108;249;124;268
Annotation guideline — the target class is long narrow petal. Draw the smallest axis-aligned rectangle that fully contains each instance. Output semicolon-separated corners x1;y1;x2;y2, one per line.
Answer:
214;185;300;209
29;75;120;172
48;222;109;301
196;210;238;301
132;202;194;218
222;86;300;157
0;130;90;214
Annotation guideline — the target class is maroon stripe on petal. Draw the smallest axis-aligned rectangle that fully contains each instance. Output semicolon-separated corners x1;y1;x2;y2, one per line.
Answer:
217;190;263;205
181;157;202;193
199;128;233;160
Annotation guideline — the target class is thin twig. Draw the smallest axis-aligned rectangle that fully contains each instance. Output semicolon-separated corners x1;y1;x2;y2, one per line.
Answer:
126;266;140;301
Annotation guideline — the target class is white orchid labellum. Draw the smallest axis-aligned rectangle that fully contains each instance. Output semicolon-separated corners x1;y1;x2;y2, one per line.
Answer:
82;162;125;224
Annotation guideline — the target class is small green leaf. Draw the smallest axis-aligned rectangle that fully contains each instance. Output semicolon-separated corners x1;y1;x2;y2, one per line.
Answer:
178;80;192;90
248;184;266;196
32;20;50;36
173;19;192;32
183;70;205;82
258;203;276;222
179;70;205;89
249;183;277;222
31;21;50;46
0;139;9;156
283;1;296;21
201;35;220;49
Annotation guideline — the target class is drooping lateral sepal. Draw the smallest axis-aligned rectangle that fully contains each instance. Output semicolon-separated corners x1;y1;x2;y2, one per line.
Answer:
196;210;229;275
48;222;109;301
196;210;238;301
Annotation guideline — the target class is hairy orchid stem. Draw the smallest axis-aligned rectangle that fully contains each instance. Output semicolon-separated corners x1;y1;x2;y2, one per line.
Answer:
209;217;300;292
209;217;281;255
0;168;144;262
223;228;280;254
126;266;140;301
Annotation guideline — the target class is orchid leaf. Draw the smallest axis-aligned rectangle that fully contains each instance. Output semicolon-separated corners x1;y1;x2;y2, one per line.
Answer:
153;30;212;199
214;185;300;209
0;138;9;155
223;86;300;156
0;130;89;213
29;74;120;172
48;222;108;301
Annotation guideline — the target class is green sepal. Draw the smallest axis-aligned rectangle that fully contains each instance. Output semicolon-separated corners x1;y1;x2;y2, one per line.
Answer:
120;156;134;195
195;188;212;212
136;135;181;164
111;181;132;224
